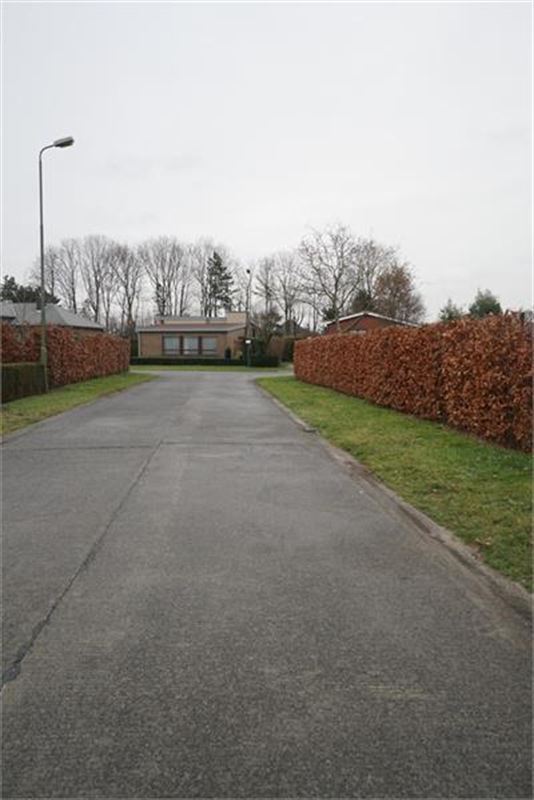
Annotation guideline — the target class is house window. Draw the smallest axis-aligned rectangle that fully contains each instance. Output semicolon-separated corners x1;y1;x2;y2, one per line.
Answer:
163;335;180;354
183;336;199;355
201;337;217;355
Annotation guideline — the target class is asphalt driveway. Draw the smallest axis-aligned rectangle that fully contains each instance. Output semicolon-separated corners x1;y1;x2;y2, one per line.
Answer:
1;371;531;798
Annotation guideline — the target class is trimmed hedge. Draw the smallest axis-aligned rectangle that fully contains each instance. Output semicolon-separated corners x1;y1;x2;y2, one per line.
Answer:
2;363;46;403
294;314;532;451
1;324;130;389
131;357;244;366
131;356;281;367
1;325;39;363
249;355;281;367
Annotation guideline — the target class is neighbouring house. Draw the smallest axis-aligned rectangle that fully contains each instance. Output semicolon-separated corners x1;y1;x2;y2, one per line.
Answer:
323;311;419;335
136;312;252;359
0;302;17;323
0;302;103;334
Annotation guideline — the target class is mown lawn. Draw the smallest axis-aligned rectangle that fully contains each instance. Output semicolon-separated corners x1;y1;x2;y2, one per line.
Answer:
259;376;532;590
1;372;154;436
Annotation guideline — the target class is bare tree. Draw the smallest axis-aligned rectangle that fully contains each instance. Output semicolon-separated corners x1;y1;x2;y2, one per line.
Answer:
79;235;115;323
177;248;193;316
252;250;304;333
232;263;251;312
272;250;303;334
254;257;277;314
139;237;190;317
31;239;82;312
101;244;121;331
298;224;358;327
301;283;323;332
30;245;61;300
189;239;212;316
348;238;425;323
351;238;397;312
112;244;144;335
57;238;82;312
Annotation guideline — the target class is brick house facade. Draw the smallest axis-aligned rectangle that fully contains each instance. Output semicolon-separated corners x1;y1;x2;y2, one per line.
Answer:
137;312;251;359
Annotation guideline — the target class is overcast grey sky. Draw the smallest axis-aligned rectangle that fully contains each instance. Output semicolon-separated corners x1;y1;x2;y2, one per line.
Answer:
2;1;531;319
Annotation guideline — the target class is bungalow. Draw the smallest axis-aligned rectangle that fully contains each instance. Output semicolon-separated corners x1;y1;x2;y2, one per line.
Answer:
136;312;251;359
0;302;103;334
323;311;418;335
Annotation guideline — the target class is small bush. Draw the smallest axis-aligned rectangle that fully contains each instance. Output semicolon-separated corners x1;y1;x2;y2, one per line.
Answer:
2;363;46;403
249;355;281;368
282;338;295;362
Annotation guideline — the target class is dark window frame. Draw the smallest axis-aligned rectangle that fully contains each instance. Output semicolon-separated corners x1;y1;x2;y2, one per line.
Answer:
162;334;181;355
200;336;218;356
182;335;200;356
161;334;221;357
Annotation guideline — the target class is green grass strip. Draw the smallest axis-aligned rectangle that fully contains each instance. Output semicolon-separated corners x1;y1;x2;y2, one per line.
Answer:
258;376;532;590
1;372;154;436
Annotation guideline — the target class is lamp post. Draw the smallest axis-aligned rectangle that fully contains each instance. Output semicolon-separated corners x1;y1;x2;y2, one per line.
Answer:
39;136;75;390
245;268;253;367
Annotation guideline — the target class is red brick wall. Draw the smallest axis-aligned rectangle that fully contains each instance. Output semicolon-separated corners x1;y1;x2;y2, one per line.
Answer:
352;316;405;332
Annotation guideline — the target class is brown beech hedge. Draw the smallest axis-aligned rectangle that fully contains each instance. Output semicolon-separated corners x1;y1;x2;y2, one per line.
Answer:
1;324;130;389
294;314;532;452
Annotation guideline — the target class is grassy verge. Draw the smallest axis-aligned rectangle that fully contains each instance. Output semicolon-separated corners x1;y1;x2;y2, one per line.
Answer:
132;364;290;372
258;377;532;590
1;372;154;436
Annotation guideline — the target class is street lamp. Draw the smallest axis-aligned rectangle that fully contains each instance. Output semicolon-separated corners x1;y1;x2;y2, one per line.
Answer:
39;136;75;390
245;268;253;367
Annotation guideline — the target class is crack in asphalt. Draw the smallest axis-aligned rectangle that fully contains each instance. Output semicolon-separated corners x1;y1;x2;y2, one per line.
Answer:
1;439;164;688
160;440;308;447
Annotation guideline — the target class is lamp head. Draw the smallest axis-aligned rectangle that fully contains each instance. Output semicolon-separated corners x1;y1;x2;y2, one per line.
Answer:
53;136;75;148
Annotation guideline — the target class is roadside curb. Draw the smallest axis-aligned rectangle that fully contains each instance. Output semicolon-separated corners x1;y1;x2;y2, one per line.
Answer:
256;381;532;621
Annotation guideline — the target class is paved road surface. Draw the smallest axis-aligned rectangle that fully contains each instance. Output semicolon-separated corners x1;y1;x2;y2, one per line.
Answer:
1;371;531;798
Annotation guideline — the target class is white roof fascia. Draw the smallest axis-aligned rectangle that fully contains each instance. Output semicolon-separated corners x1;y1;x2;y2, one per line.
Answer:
137;325;246;334
334;311;418;327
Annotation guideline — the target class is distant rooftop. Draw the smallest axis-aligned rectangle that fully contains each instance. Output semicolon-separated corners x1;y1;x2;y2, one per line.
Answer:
324;311;419;332
138;310;247;333
0;302;103;330
0;301;17;319
334;311;419;326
